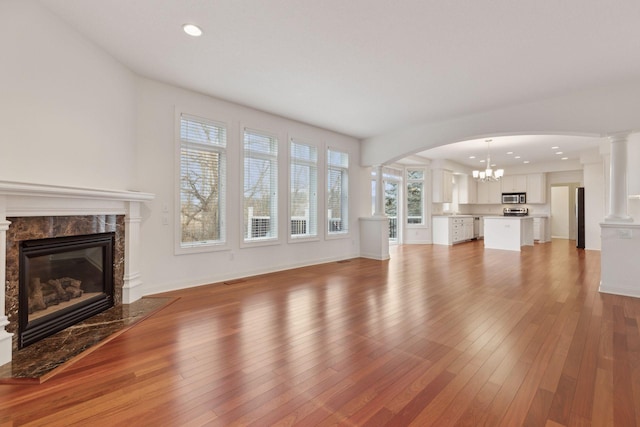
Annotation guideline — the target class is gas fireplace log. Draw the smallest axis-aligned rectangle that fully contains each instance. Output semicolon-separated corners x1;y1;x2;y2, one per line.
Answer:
65;287;83;298
27;276;85;314
43;291;59;306
59;277;83;298
47;279;71;302
28;278;47;313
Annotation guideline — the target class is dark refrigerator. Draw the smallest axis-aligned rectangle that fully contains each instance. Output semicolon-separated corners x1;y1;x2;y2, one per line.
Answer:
576;187;585;249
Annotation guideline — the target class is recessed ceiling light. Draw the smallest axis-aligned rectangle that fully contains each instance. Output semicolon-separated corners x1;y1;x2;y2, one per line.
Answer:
506;151;513;155
551;146;559;149
183;23;203;37
514;156;521;159
556;151;563;155
469;156;475;159
479;159;485;163
561;157;568;160
523;160;530;164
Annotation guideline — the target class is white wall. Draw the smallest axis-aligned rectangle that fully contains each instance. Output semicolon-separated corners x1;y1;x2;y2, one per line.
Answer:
135;77;366;294
583;162;605;250
628;133;640;197
0;1;137;189
551;186;570;239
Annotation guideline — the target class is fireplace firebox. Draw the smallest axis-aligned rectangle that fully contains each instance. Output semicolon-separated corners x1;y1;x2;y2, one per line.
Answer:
18;233;115;348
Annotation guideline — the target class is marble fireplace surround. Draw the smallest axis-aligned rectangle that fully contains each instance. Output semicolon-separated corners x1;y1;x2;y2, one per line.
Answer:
0;181;154;366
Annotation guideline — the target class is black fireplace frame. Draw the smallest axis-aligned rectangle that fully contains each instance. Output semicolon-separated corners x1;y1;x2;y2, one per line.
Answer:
18;233;115;349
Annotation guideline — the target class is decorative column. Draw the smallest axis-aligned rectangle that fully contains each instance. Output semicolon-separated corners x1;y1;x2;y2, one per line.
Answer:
0;205;12;365
606;132;633;222
600;131;639;298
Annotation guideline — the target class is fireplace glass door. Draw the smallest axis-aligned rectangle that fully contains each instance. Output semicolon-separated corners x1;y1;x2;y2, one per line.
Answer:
19;233;115;348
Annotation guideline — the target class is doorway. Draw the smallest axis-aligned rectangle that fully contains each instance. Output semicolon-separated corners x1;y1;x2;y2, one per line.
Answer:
385;181;399;243
371;166;403;245
550;183;579;240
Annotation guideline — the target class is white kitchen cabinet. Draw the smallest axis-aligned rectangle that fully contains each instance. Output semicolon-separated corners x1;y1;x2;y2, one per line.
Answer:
533;217;549;242
432;169;453;203
488;181;502;203
462;218;474;241
432;216;475;245
432;217;452;245
477;181;502;204
526;173;546;203
458;174;477;204
501;175;527;193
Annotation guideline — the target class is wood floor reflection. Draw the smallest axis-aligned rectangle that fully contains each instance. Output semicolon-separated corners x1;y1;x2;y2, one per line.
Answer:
1;239;639;426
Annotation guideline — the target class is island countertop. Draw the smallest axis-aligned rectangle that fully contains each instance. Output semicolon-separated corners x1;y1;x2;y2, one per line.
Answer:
482;216;534;220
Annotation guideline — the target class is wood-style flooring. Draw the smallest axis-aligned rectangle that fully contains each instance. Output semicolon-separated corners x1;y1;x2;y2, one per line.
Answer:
1;239;639;426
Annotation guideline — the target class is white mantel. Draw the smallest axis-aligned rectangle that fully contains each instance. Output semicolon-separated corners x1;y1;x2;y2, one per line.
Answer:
0;180;154;366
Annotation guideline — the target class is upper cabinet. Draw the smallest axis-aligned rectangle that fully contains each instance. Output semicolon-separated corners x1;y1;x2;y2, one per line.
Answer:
526;173;546;203
501;175;527;193
432;169;453;203
458;174;477;204
476;180;502;204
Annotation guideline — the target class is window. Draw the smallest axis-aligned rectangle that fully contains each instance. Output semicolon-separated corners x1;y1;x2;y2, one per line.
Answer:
327;148;349;235
386;180;400;240
371;167;402;240
179;113;227;249
243;128;278;242
407;168;424;225
290;140;318;239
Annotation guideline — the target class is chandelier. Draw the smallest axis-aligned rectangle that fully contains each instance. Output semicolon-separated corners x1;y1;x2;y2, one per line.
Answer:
472;139;504;182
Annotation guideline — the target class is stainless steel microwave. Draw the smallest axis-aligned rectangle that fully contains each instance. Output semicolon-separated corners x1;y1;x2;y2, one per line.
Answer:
502;193;526;204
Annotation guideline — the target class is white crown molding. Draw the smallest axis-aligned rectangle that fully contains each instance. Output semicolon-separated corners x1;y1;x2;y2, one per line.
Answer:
0;180;154;202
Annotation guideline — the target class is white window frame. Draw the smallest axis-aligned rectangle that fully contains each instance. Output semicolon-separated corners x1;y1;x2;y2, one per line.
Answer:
406;168;425;226
326;147;350;238
175;110;228;255
241;127;279;246
289;138;319;242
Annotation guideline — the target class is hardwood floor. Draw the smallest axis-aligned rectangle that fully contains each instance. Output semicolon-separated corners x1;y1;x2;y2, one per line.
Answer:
1;239;639;426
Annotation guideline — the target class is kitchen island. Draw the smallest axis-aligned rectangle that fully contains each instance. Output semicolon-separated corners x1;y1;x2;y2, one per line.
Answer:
483;216;534;251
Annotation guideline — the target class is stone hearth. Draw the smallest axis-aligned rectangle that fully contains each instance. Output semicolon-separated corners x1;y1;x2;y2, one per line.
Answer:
1;181;154;366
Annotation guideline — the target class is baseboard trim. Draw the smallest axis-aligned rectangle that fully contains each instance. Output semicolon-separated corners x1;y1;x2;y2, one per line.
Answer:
599;281;640;298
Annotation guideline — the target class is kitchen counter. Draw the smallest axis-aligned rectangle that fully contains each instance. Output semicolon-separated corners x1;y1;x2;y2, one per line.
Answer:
483;216;534;251
432;214;475;218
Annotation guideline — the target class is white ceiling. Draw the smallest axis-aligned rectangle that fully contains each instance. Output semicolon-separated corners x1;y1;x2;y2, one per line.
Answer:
38;0;640;164
412;135;603;170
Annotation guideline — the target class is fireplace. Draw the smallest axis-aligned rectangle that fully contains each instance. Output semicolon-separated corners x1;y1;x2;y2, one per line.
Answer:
0;180;154;366
4;214;126;354
18;233;115;348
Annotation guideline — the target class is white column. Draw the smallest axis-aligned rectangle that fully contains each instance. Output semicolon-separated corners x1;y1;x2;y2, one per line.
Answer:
0;215;13;365
122;201;144;303
373;165;385;217
606;132;633;222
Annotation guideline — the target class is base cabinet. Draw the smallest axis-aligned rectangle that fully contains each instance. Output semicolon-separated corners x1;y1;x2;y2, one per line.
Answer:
533;217;550;242
433;216;475;245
